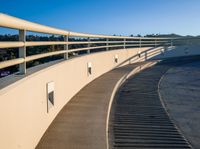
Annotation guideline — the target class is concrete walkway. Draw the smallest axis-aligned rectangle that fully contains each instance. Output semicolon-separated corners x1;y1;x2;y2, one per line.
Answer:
36;62;150;149
109;61;191;149
159;61;200;149
36;56;200;149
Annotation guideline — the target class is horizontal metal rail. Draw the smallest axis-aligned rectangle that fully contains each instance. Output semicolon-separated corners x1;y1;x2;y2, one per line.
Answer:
0;13;175;74
26;51;67;62
0;40;171;47
0;58;24;69
0;40;170;48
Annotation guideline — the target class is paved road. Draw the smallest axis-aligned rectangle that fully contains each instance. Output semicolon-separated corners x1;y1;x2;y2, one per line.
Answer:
159;61;200;149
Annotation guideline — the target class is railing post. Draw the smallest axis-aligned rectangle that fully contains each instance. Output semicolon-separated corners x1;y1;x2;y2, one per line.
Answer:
154;39;157;47
171;39;173;47
52;45;55;51
19;29;26;74
87;37;90;54
123;38;126;49
64;35;69;59
106;38;109;51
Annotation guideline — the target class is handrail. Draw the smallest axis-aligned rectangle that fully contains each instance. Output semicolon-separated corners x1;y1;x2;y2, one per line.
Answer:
0;13;69;36
26;51;67;62
0;58;24;69
0;40;170;48
0;13;175;74
0;13;172;40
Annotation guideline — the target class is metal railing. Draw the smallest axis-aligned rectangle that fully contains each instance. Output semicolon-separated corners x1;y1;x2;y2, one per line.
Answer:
0;13;174;74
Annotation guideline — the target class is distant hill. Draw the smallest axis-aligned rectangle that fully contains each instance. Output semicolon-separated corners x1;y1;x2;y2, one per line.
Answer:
131;34;199;38
144;34;183;38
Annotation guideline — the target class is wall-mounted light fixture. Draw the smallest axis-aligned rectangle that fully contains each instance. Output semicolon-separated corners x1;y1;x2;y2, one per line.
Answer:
138;51;141;58
114;54;118;63
161;48;165;55
47;81;55;113
87;62;92;75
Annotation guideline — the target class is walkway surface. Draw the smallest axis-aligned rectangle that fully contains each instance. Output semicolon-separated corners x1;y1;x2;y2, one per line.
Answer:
159;61;200;149
36;61;149;149
37;56;200;149
109;57;200;149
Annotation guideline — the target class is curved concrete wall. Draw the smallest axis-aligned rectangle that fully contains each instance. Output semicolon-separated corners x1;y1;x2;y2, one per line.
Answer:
0;47;155;149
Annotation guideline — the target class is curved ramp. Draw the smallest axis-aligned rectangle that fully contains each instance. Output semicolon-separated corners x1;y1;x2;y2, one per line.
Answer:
36;62;151;149
109;59;195;148
159;61;200;148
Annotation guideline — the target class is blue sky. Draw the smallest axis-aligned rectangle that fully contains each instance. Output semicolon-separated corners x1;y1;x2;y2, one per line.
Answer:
0;0;200;36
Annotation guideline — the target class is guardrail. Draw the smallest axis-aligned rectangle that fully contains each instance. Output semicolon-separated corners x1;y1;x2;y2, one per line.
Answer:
0;13;174;74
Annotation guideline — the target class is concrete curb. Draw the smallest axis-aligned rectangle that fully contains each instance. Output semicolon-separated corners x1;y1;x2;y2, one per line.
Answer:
106;61;158;149
157;68;193;148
